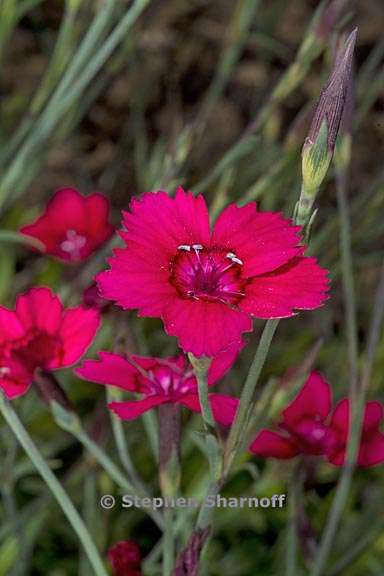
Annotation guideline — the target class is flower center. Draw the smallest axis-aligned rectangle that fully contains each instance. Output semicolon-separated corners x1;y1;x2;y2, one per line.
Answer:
60;229;87;260
148;364;193;397
170;245;247;305
1;330;61;382
291;419;330;455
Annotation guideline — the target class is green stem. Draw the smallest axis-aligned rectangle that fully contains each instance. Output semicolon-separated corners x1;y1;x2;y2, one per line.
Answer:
336;170;359;397
189;355;215;430
158;405;180;574
106;388;147;492
162;508;174;576
0;394;108;576
286;461;303;576
224;319;279;473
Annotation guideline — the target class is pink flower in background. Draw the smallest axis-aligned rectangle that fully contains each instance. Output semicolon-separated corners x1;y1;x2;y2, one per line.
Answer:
249;371;384;468
327;400;384;467
20;188;114;262
250;372;333;460
108;540;142;576
97;188;329;357
76;341;242;425
0;287;100;399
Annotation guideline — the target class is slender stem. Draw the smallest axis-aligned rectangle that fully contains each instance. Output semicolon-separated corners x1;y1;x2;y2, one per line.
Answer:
196;481;221;531
327;516;384;576
142;410;159;461
189;355;215;430
162;508;174;576
0;394;108;576
224;319;279;473
106;388;147;492
286;461;303;576
336;170;359;398
158;405;180;574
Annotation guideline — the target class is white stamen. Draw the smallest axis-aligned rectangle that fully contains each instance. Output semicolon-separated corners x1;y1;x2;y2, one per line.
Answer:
192;244;203;250
60;229;87;255
178;245;191;251
0;366;11;376
226;252;243;265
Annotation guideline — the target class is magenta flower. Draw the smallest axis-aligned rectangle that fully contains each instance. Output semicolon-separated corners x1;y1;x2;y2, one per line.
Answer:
96;188;329;357
108;540;141;576
0;287;100;399
76;342;242;425
249;372;384;468
327;400;384;467
20;188;114;262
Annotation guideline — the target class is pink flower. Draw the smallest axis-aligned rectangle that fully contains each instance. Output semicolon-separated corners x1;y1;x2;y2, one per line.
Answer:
20;188;114;262
249;372;384;468
327;400;384;467
96;188;329;357
0;287;100;399
76;342;242;425
108;540;141;576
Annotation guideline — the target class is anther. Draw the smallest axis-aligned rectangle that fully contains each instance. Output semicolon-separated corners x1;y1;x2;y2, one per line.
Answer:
226;252;243;265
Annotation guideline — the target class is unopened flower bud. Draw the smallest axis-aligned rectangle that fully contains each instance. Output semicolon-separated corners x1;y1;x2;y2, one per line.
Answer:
297;28;357;225
173;527;211;576
34;369;74;412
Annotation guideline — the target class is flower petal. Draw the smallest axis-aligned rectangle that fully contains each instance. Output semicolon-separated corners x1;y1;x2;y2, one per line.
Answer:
97;188;210;315
211;203;302;276
249;430;299;459
122;188;210;259
85;193;114;242
108;396;167;420
282;371;332;427
0;370;32;399
0;307;24;343
56;306;100;366
177;393;239;426
96;250;175;316
241;256;329;319
207;340;245;385
358;431;384;467
15;287;63;334
76;352;141;392
162;298;252;357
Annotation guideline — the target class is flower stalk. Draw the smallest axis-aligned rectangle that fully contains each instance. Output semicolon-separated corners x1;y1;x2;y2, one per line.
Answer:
158;404;181;575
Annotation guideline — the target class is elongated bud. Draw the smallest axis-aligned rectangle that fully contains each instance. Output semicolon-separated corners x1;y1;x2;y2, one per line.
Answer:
297;28;357;226
159;404;181;497
173;528;210;576
34;369;74;412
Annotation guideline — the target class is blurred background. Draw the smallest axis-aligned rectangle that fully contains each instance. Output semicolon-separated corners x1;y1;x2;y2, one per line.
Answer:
0;0;383;574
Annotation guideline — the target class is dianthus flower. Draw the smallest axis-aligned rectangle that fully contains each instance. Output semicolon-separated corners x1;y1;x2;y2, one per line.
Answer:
20;188;114;262
97;188;328;357
0;287;100;399
76;342;241;425
108;540;141;576
250;371;384;467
